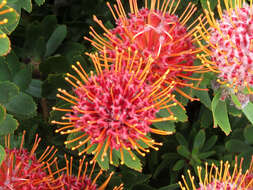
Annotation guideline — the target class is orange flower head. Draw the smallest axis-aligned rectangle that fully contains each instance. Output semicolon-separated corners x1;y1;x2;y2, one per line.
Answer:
0;131;58;189
52;48;176;165
85;0;208;103
48;155;124;190
178;158;253;190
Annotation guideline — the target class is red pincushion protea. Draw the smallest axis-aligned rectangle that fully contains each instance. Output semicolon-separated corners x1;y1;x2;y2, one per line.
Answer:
197;0;253;97
85;0;207;103
48;155;123;190
0;131;58;189
51;49;176;164
178;158;253;190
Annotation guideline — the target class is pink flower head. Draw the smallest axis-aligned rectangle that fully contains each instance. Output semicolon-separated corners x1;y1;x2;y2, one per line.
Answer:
52;49;176;165
85;0;207;103
197;1;253;95
178;158;253;190
0;131;57;189
49;155;122;190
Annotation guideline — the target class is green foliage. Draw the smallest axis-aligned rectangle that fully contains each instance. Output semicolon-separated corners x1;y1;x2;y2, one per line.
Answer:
211;91;232;135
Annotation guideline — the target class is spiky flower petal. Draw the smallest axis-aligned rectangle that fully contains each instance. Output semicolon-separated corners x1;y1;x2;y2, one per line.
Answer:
0;131;57;189
85;0;208;103
52;49;176;164
197;0;253;102
178;158;253;190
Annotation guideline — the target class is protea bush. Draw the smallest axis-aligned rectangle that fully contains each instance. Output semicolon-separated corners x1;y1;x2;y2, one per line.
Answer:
0;0;253;189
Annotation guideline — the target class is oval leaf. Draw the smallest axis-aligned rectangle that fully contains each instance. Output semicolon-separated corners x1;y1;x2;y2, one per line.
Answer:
5;92;37;118
193;130;206;151
115;149;142;172
45;25;67;57
212;92;231;135
244;127;253;144
0;113;18;135
172;159;185;171
242;102;253;125
177;145;191;159
0;81;19;105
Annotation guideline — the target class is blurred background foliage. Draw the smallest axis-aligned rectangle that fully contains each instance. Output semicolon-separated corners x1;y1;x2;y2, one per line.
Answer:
0;0;252;189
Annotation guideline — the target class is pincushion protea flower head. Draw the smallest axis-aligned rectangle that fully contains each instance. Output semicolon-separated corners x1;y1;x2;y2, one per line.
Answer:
196;0;253;102
178;157;253;190
84;0;208;104
48;155;124;190
0;131;58;189
51;48;177;165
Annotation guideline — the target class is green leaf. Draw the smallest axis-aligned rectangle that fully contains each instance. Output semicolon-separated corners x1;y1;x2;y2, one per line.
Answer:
34;36;46;59
193;130;206;151
231;94;242;108
211;92;231;135
200;106;213;128
115;149;142;172
194;85;211;109
40;55;70;76
45;25;67;57
225;139;253;153
25;79;42;98
0;58;11;81
0;81;19;105
13;66;32;91
152;121;175;133
0;145;5;166
34;0;45;6
41;15;57;40
5;92;37;118
96;139;110;170
42;74;70;99
170;105;188;122
175;133;188;147
203;135;218;151
244;126;253;144
228;103;242;117
242;102;253;125
198;151;216;159
0;30;10;56
20;0;32;13
177;145;191;159
172;159;185;171
0;104;6;123
6;51;21;76
0;114;18;135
